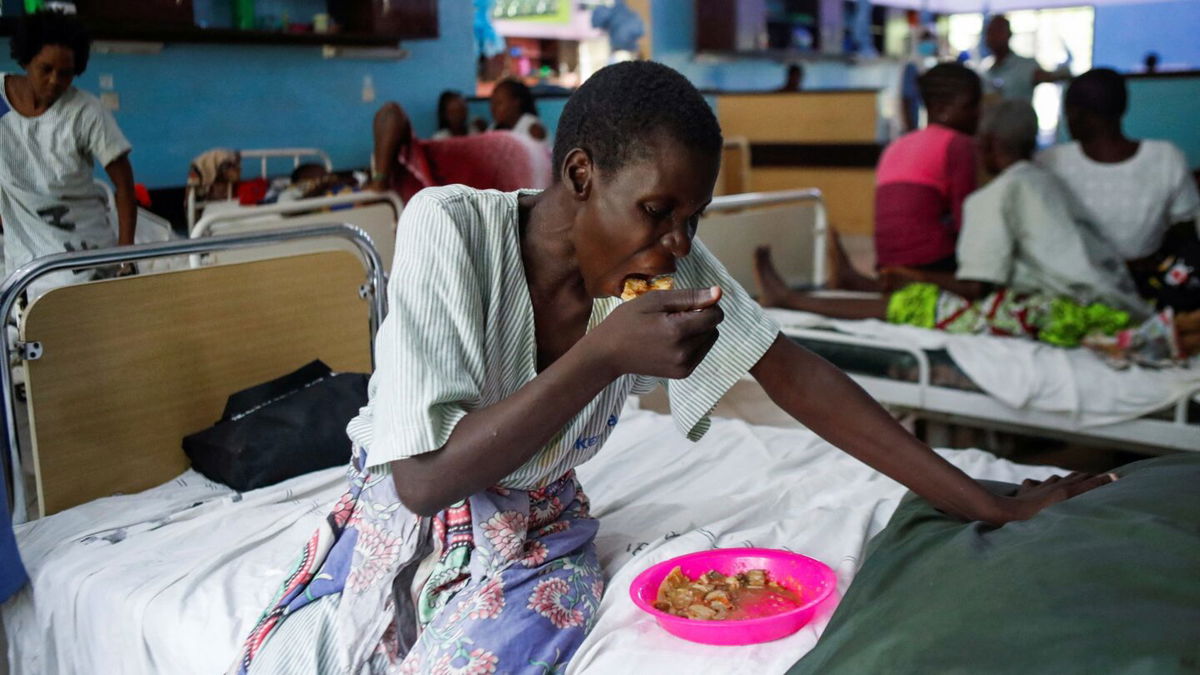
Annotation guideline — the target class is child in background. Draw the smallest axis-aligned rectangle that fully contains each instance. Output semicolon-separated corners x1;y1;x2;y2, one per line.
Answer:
430;90;475;140
275;163;353;202
488;78;548;143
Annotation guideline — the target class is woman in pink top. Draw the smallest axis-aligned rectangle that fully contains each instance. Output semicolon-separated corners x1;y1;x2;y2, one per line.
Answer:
874;63;981;272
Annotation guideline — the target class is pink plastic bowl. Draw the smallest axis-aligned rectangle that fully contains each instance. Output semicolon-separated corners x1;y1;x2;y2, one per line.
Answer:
629;547;837;646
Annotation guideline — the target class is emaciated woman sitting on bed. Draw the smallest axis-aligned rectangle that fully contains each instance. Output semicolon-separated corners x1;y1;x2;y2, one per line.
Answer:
231;63;1116;675
756;100;1200;367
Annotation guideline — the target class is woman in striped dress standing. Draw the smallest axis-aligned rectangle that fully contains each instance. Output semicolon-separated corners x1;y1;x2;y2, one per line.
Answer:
233;61;1115;675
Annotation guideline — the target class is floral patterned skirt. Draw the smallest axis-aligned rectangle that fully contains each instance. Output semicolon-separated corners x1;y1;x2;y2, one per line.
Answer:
233;444;603;675
401;478;603;674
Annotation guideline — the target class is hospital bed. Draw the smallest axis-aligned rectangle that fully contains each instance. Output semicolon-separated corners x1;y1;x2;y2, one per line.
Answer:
182;146;404;272
185;147;334;230
698;189;1200;454
0;227;1067;675
189;190;403;272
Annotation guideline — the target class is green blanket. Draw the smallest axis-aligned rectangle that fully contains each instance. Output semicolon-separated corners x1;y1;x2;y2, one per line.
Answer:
789;454;1200;675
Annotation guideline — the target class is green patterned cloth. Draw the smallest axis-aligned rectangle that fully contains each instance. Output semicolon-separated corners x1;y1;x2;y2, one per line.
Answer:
886;282;1130;348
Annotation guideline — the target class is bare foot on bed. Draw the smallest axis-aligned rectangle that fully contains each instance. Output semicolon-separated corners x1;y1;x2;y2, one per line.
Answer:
828;231;883;292
753;246;794;308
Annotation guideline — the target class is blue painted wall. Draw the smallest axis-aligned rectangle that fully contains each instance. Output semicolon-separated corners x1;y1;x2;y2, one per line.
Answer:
1093;1;1200;73
0;0;474;188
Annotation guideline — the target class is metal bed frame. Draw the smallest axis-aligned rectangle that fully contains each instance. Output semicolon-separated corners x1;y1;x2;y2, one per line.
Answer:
698;189;1199;454
704;187;829;288
780;325;1200;454
1;224;387;524
185;147;335;230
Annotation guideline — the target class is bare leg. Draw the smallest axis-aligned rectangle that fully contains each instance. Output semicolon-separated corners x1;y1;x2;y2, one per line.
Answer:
753;245;797;307
370;102;413;190
755;246;889;319
828;231;884;292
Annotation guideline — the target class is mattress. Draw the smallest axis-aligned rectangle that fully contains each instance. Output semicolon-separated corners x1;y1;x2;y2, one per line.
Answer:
768;308;1200;427
3;406;1061;675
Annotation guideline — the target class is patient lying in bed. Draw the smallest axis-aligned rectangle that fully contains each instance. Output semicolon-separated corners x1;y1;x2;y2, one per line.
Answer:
756;101;1200;367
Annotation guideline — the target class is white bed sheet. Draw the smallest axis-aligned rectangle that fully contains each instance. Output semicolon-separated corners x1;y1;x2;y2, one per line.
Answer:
766;308;1200;427
3;406;1060;675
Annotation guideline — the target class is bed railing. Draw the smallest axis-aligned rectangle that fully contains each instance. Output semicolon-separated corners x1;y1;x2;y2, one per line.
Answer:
779;323;1200;453
1;224;386;524
703;188;829;289
240;147;333;178
784;326;932;408
189;190;404;269
185;147;336;229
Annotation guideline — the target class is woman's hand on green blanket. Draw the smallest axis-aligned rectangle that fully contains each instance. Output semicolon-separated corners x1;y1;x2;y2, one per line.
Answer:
994;472;1119;523
588;286;724;380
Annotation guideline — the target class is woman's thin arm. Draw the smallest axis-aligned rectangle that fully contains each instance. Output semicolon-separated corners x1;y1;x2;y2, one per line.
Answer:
105;153;137;247
751;334;1111;524
392;339;616;516
392;288;723;516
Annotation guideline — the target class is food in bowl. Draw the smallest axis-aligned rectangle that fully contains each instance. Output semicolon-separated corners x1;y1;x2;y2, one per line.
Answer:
653;566;801;621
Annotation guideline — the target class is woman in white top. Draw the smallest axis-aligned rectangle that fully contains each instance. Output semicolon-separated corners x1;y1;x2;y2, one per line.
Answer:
1038;69;1199;260
1038;68;1200;310
0;10;136;288
488;78;548;144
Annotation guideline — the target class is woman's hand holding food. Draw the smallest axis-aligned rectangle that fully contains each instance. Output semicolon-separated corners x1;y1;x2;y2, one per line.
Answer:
587;285;725;380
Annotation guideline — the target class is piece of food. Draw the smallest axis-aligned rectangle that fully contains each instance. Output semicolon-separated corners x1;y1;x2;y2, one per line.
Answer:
652;566;799;621
621;274;674;301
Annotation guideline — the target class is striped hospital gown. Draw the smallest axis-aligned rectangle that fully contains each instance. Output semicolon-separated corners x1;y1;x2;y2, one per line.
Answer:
239;185;780;673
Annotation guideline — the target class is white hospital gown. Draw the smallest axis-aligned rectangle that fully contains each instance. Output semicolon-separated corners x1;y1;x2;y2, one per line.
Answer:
1037;139;1200;260
956;160;1149;318
345;185;781;489
0;74;131;290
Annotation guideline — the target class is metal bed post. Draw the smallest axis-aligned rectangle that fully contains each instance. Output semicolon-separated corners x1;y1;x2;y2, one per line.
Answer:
186;147;337;230
1;224;387;525
705;188;828;286
187;191;404;268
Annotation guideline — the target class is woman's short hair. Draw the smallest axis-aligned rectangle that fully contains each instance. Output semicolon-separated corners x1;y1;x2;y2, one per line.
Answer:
11;10;91;75
553;61;722;175
437;89;464;130
493;78;538;118
1064;68;1127;120
917;62;981;109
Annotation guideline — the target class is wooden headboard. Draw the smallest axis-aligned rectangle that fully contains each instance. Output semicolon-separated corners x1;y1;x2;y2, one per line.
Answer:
20;250;374;517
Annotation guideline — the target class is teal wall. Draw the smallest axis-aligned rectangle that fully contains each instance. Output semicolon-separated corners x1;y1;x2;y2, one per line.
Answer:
0;0;475;188
1091;1;1200;169
1126;75;1200;169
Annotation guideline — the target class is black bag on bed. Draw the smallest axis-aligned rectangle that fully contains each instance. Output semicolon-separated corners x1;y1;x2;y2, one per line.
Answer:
182;360;367;491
